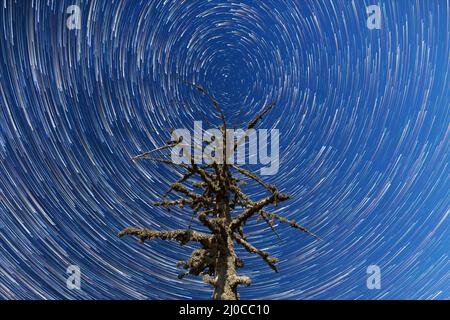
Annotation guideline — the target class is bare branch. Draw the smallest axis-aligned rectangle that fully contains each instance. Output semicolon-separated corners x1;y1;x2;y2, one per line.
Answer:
131;155;190;170
229;183;254;207
182;80;227;129
232;165;276;193
246;102;276;130
172;183;204;199
232;102;276;152
258;210;281;239
154;198;193;207
263;211;321;240
118;227;213;246
230;192;289;230
165;171;195;195
233;234;278;272
132;140;180;160
198;212;220;233
232;275;251;286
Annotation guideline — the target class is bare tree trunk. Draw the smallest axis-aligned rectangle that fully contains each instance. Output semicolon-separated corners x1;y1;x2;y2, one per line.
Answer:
212;178;239;300
212;232;239;300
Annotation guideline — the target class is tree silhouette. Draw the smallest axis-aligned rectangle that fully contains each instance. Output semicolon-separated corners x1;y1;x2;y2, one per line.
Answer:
118;84;319;300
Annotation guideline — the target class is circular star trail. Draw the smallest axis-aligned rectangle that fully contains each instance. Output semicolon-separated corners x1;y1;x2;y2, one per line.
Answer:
0;0;448;299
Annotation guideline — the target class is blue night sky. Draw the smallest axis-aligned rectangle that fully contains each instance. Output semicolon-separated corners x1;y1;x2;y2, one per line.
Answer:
0;0;448;299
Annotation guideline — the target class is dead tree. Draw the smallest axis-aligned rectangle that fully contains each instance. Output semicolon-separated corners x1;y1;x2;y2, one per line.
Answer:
118;84;319;300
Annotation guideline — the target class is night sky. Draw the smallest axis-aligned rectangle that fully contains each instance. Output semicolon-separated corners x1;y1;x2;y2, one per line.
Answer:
0;0;449;299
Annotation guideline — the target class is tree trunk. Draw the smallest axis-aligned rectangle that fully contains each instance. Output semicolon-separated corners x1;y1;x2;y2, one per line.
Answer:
212;232;239;300
212;177;239;300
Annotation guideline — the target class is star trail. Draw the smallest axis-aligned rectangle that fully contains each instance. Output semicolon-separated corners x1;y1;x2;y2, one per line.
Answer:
0;0;449;299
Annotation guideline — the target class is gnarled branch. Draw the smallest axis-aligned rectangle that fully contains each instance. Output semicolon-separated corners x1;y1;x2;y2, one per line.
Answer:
233;234;279;272
232;165;276;193
230;192;289;230
262;211;321;240
118;227;213;246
